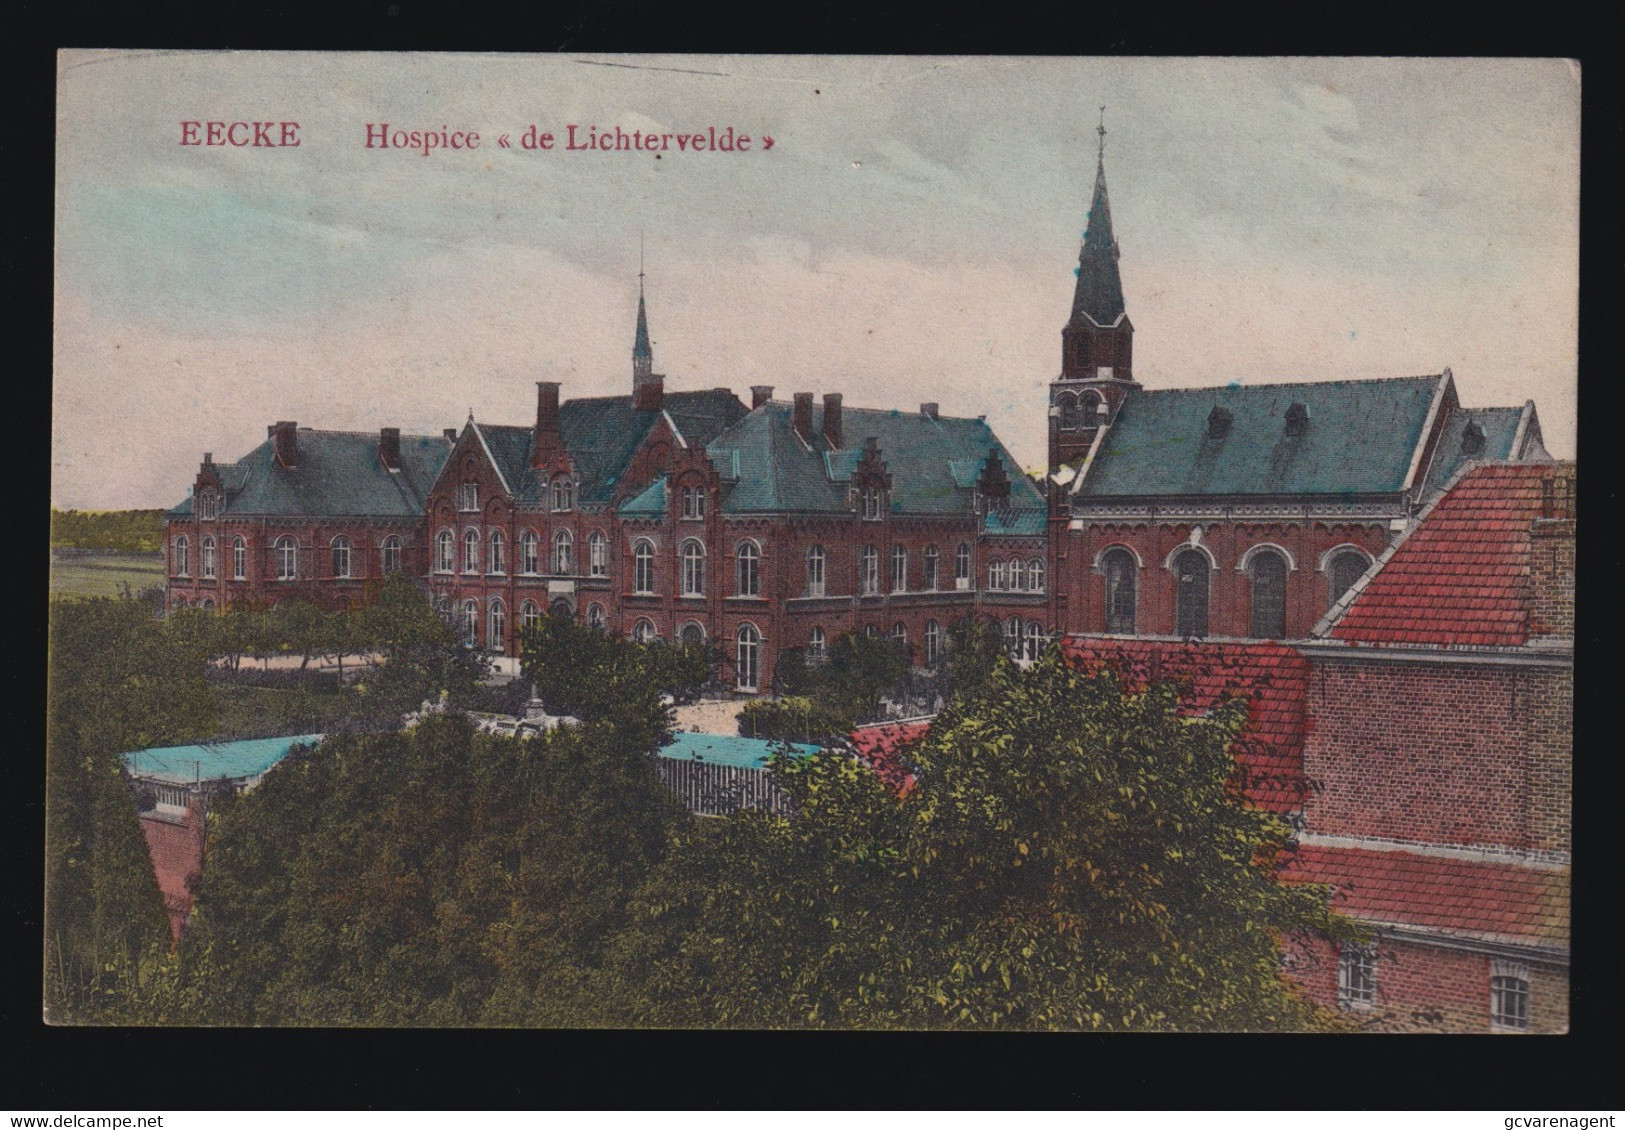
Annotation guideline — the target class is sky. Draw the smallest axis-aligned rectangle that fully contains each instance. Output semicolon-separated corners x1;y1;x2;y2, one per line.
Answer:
53;53;1580;511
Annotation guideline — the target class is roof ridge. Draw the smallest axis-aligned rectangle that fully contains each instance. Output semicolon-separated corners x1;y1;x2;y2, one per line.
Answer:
1130;373;1446;395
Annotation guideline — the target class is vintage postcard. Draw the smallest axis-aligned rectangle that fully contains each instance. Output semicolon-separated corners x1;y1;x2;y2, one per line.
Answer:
48;53;1577;1031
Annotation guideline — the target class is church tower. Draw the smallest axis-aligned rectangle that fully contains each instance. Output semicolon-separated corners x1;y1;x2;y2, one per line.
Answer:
632;263;664;411
1049;111;1139;470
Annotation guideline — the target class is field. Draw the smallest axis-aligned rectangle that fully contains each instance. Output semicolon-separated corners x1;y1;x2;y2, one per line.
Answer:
49;552;165;600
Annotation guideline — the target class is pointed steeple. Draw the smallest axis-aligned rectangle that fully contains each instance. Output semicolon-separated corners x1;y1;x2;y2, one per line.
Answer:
1068;109;1125;328
633;261;654;382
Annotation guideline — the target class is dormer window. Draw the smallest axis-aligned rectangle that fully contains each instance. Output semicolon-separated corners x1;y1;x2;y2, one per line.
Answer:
551;479;573;512
1462;421;1486;455
1207;406;1233;440
197;492;221;521
1285;402;1309;436
458;483;479;512
861;486;882;520
681;485;706;520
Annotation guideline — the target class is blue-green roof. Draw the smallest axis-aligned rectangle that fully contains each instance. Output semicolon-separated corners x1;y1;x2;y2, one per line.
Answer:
1420;405;1526;499
620;474;667;515
167;431;449;519
1078;375;1445;498
123;734;323;785
657;731;820;771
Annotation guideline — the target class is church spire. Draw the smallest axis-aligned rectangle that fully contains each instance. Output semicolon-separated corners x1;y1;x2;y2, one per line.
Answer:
633;244;653;383
1068;107;1125;329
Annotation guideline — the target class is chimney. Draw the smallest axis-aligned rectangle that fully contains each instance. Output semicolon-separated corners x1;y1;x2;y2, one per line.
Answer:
443;428;458;444
793;392;814;442
202;452;213;466
379;427;401;471
751;385;775;410
270;421;298;468
823;393;844;449
920;402;939;420
634;374;664;413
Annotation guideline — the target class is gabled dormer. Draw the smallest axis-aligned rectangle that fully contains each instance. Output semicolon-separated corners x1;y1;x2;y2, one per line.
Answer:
851;435;893;519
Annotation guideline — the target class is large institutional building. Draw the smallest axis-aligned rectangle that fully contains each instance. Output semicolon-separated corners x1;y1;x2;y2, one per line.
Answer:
163;137;1571;1032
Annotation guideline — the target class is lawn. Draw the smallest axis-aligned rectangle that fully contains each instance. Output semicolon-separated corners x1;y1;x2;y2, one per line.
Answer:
49;552;165;600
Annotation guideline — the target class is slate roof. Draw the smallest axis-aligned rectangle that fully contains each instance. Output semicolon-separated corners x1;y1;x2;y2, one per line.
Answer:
1281;843;1569;948
166;430;450;518
1076;375;1445;499
1058;637;1311;813
1328;462;1570;648
1417;405;1527;500
701;401;1047;530
1070;157;1126;327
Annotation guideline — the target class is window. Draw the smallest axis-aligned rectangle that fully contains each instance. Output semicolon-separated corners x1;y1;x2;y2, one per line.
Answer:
1491;961;1531;1031
682;485;706;520
553;529;573;574
680;622;705;648
955;543;972;589
806;545;826;596
520;600;542;630
487;599;506;651
552;479;573;512
736;541;761;596
589;531;608;577
1248;549;1289;639
632;618;657;645
1102;547;1137;635
680;540;706;596
864;624;880;639
1057;391;1079;430
331;536;352;579
199;598;214;611
634;540;655;594
1003;616;1022;657
458;483;479;512
891;545;908;592
861;486;882;520
232;536;247;580
434;596;451;625
989;560;1009;591
461;599;479;646
1338;943;1377;1011
1023;621;1045;662
463;529;479;574
173;536;190;577
1173;549;1210;638
380;535;401;576
736;624;761;690
808;626;826;661
586;603;607;631
488;530;505;574
923;545;940;590
1327;549;1369;610
1083;392;1105;427
1028;557;1046;593
200;536;216;579
436;529;456;573
275;536;298;581
860;545;879;595
924;619;942;665
1010;559;1026;592
198;492;220;521
519;530;539;575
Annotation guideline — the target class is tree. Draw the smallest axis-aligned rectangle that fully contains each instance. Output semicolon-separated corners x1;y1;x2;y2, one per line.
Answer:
945;615;1007;704
352;575;487;721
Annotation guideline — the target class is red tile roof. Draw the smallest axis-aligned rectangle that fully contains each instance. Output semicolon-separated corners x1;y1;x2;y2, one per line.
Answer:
1331;462;1570;648
849;722;927;795
1058;637;1310;813
1281;842;1569;947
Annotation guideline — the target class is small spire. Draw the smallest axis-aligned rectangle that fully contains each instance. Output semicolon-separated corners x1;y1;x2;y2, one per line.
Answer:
632;245;654;385
1097;105;1106;167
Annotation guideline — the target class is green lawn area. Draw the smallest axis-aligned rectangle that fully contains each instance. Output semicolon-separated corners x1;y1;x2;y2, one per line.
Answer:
210;683;362;740
49;553;165;600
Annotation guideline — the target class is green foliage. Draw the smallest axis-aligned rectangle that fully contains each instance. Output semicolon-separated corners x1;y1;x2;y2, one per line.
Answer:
772;632;910;724
945;616;1009;705
50;508;165;552
737;695;854;743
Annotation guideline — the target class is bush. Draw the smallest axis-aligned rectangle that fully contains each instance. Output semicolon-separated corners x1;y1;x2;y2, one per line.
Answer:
738;696;854;743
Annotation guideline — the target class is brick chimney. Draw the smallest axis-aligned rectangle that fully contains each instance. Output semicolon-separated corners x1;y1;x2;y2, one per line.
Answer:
270;421;298;469
793;392;814;443
751;385;775;410
634;374;664;413
823;393;844;449
443;428;458;444
920;402;939;420
1529;466;1576;641
379;427;401;471
533;381;563;465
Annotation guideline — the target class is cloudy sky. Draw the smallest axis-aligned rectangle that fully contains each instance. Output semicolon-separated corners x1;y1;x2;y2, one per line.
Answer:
54;53;1579;510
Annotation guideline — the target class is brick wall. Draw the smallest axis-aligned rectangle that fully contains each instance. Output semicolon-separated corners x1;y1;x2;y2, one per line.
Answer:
138;801;206;942
1528;518;1576;639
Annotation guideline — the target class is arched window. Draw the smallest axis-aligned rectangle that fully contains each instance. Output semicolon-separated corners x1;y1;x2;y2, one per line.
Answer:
1491;961;1531;1031
380;535;401;576
923;544;940;590
1057;391;1079;430
1173;549;1210;638
487;598;506;651
633;540;655;594
588;530;608;577
198;492;220;521
679;622;705;648
806;545;826;596
924;619;942;665
1023;621;1045;662
890;623;908;656
173;535;190;577
520;529;540;575
1003;616;1022;657
275;536;298;581
552;479;573;512
586;603;607;631
954;543;972;588
989;559;1009;591
232;536;247;580
680;539;705;596
1028;557;1046;593
1326;549;1369;609
549;597;573;619
736;624;761;690
1102;547;1137;635
632;618;657;645
891;544;908;592
861;486;882;520
1083;391;1106;427
860;545;879;595
808;626;826;660
553;529;574;574
488;530;506;574
1010;559;1026;592
1248;549;1289;639
436;529;455;573
736;541;761;596
681;485;706;520
199;598;215;611
331;535;352;579
463;529;480;574
520;599;542;630
200;536;216;579
460;599;479;645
